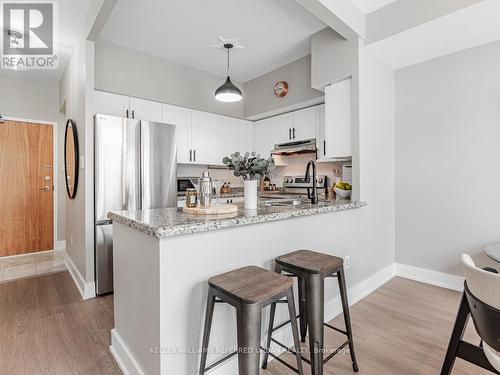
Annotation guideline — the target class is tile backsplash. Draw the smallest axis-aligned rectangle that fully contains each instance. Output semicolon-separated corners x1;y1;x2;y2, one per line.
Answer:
177;155;350;188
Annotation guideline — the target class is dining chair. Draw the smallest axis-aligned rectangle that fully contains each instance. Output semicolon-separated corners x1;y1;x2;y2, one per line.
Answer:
440;254;500;374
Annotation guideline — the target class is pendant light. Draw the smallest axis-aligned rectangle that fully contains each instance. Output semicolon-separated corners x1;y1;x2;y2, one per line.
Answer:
215;43;242;103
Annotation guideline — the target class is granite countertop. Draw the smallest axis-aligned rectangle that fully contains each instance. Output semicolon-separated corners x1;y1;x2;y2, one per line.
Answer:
108;198;367;239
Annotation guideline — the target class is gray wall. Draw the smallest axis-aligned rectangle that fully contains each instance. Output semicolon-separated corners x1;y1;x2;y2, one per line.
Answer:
310;28;357;90
94;40;245;119
244;55;323;119
395;40;500;275
0;73;66;242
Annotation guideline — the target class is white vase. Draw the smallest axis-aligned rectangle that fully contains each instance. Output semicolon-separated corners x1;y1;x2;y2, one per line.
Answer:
244;179;258;210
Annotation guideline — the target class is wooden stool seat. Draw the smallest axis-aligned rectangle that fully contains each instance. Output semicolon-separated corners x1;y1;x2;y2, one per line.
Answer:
276;249;343;275
208;265;293;304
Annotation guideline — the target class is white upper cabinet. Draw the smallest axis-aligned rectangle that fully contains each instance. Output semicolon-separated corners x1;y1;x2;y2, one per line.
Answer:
292;107;318;141
215;117;254;165
254;113;293;157
233;119;254;156
324;77;352;159
129;97;162;122
191;110;218;165
163;104;192;164
94;91;130;118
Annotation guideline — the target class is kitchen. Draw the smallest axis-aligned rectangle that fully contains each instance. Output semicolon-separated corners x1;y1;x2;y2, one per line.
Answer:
3;1;499;375
91;1;366;373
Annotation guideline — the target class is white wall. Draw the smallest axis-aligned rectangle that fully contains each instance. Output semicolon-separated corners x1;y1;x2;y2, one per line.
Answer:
395;40;500;275
94;40;245;119
244;55;324;119
0;74;66;242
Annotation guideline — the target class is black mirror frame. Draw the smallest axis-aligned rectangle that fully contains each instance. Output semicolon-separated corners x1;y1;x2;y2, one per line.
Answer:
64;119;79;199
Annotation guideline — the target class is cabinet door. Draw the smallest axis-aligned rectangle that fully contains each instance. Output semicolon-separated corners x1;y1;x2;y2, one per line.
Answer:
129;97;162;122
324;78;351;158
254;113;293;157
233;119;254;155
293;106;318;141
317;105;327;159
215;115;235;166
191;110;217;165
93;90;130;118
163;104;192;164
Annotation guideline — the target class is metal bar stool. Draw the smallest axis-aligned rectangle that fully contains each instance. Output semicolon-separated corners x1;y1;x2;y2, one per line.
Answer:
262;250;359;375
199;266;304;375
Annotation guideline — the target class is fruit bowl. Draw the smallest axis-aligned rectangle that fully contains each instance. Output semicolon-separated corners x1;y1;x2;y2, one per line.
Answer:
334;187;352;199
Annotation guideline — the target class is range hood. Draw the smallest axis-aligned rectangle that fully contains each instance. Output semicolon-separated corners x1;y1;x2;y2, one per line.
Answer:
272;138;317;156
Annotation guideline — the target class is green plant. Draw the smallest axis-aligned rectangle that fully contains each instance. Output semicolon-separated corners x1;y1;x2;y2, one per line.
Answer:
222;152;274;180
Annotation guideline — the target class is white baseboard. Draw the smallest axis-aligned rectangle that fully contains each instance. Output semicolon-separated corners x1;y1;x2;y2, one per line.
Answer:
110;329;146;375
395;263;464;292
324;263;396;322
55;240;66;250
62;250;96;300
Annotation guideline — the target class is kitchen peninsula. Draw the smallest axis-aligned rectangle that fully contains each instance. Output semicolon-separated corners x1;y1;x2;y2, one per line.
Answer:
108;198;366;375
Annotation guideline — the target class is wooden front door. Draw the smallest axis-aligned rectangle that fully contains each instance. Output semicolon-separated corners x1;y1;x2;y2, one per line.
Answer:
0;120;54;257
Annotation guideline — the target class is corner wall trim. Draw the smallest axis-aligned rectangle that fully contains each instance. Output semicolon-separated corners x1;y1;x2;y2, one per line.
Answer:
110;329;146;375
395;263;464;292
62;250;96;300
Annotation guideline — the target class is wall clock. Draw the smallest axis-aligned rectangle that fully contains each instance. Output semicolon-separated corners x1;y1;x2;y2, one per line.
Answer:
274;81;289;97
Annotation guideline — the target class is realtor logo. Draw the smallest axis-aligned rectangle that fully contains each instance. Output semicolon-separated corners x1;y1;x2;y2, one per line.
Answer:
1;1;59;70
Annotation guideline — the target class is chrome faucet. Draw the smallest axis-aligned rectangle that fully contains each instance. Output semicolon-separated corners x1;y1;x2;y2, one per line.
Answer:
304;160;318;204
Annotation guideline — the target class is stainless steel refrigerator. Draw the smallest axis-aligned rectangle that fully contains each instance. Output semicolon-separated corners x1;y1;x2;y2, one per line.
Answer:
94;114;177;295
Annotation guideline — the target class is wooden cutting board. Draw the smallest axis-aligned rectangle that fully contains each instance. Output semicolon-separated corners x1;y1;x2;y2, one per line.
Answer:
183;204;238;215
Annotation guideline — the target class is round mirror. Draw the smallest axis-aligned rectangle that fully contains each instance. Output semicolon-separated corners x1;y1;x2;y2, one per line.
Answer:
64;119;79;199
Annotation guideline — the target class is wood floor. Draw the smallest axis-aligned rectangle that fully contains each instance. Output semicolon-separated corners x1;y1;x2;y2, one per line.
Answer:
0;273;489;375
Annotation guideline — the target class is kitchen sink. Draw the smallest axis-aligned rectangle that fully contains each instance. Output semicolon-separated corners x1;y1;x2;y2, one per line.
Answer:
264;199;303;207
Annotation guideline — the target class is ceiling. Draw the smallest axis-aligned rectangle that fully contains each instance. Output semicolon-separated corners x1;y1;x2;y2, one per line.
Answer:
0;0;90;83
349;0;397;14
98;0;326;83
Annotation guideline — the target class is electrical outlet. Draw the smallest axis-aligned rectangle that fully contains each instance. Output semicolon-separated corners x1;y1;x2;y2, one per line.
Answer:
345;256;351;270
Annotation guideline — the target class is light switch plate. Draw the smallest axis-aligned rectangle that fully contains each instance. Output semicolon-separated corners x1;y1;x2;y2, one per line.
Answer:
79;155;85;169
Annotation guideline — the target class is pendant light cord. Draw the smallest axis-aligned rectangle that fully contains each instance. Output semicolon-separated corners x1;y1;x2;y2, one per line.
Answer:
226;47;230;76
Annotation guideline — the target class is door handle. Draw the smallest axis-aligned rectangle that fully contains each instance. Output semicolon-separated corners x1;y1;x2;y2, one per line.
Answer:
39;186;51;192
293;127;296;139
126;109;129;118
189;149;192;162
193;149;196;162
289;128;292;140
131;110;135;119
323;140;326;156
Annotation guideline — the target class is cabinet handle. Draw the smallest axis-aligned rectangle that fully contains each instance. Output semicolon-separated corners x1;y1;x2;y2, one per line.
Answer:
189;149;192;162
126;109;129;118
289;128;292;140
323;140;326;156
131;110;135;119
194;149;196;162
293;127;296;139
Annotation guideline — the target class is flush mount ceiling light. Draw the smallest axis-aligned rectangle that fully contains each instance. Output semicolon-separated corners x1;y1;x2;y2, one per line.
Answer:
214;36;244;103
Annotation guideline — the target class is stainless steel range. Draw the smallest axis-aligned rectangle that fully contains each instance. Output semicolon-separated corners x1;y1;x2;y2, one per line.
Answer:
282;175;329;196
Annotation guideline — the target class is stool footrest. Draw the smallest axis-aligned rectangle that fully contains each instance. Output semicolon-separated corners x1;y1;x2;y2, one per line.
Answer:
203;350;238;372
260;346;301;374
